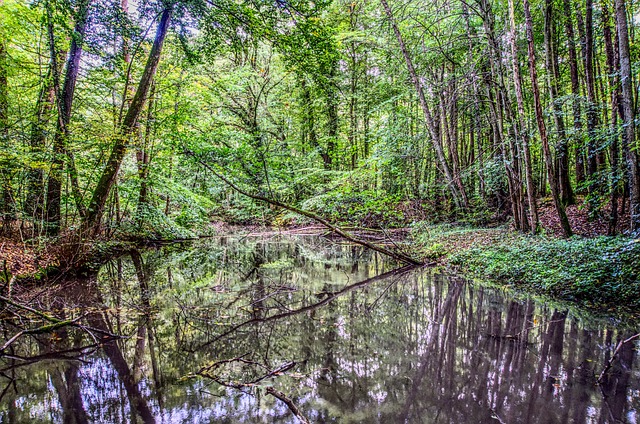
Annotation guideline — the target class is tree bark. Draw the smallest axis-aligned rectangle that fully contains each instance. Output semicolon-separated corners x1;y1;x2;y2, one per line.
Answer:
508;0;538;233
0;0;13;235
580;0;599;194
562;0;585;189
615;0;640;232
602;2;621;234
380;0;468;210
545;0;574;206
45;0;91;235
84;7;172;235
524;0;572;237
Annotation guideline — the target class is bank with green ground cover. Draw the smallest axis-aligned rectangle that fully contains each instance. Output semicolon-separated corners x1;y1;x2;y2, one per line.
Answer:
411;223;640;316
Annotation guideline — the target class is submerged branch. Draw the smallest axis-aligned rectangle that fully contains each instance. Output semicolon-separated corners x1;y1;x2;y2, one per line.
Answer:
0;316;84;352
186;150;423;266
0;295;125;353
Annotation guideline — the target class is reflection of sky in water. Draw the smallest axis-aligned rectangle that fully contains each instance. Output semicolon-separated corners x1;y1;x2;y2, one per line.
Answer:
1;236;639;423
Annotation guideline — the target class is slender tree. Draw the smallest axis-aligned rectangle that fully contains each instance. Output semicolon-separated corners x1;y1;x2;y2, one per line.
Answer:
615;0;640;232
45;0;91;235
523;0;572;237
380;0;468;210
85;7;172;235
508;0;538;232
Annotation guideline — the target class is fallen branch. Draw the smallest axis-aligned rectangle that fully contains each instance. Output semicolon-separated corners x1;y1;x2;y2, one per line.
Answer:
186;150;423;266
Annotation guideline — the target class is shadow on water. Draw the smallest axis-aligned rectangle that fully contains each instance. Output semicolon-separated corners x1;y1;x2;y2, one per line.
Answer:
0;235;638;423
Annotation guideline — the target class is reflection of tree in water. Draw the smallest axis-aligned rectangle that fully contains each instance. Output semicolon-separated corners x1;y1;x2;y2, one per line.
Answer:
1;236;639;423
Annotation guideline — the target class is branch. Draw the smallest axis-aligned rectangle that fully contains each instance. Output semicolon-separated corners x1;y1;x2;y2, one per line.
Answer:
0;316;84;352
597;332;640;384
185;150;423;266
192;265;414;351
266;387;310;424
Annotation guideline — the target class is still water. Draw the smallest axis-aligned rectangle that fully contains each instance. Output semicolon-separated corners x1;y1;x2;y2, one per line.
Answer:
0;235;638;423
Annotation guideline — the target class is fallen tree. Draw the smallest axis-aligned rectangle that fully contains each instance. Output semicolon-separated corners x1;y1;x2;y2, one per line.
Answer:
186;150;424;266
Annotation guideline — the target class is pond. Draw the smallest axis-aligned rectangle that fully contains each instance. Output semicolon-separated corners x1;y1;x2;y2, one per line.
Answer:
1;235;639;423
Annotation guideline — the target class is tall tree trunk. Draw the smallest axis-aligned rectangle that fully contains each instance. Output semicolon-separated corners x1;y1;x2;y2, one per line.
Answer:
545;0;574;206
0;0;13;235
84;7;172;235
325;63;338;169
45;0;91;235
602;2;621;234
380;0;468;210
563;0;585;188
580;0;600;195
524;0;572;237
300;78;330;168
25;60;63;231
478;0;525;229
615;0;640;232
136;82;155;213
508;0;538;232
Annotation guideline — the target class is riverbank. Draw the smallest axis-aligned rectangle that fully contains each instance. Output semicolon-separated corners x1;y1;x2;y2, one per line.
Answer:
409;223;640;317
3;200;639;316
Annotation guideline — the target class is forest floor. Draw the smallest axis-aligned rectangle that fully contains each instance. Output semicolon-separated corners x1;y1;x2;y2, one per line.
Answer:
414;198;639;317
0;236;58;281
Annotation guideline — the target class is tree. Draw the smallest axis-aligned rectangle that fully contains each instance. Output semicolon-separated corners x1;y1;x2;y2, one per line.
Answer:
615;0;640;232
84;6;172;235
45;0;91;235
523;0;572;237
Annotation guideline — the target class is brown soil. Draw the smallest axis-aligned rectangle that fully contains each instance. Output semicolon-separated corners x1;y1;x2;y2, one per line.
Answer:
537;197;630;237
0;236;59;278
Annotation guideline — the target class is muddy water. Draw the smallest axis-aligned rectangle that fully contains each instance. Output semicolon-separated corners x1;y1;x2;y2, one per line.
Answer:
0;235;638;423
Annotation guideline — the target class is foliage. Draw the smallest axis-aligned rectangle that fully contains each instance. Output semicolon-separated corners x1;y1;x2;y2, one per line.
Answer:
450;236;640;313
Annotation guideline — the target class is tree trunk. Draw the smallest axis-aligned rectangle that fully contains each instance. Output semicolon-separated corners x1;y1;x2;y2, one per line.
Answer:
84;7;172;235
136;82;155;212
524;0;572;237
602;2;621;234
0;0;13;235
380;0;468;210
615;0;640;232
563;0;585;188
508;0;538;233
580;0;600;195
45;0;91;235
545;0;574;206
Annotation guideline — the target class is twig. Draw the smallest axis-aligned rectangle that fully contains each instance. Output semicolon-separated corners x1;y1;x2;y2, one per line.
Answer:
266;387;310;424
597;332;640;384
0;316;84;352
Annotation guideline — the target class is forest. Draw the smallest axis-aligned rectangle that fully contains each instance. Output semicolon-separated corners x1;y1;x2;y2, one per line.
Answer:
1;0;640;421
0;0;639;240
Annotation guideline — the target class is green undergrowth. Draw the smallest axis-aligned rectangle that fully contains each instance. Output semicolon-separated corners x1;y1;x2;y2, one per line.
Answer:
446;233;640;316
410;222;515;261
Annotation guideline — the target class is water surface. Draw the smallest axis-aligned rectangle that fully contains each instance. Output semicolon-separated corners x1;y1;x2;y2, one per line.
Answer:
1;235;638;423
